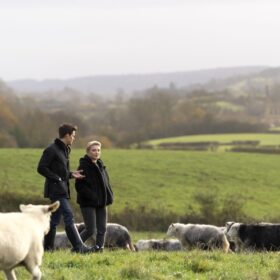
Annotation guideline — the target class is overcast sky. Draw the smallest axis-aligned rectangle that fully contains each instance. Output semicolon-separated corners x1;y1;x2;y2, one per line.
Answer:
0;0;279;80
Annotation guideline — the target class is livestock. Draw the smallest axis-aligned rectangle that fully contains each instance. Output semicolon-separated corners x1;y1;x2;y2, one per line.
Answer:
54;231;72;250
219;226;235;251
104;223;135;251
54;222;135;251
0;201;60;280
167;223;229;252
54;223;92;250
135;239;182;251
225;222;280;252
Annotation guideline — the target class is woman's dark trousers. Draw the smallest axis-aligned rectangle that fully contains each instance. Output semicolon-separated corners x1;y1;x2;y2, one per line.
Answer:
80;206;107;248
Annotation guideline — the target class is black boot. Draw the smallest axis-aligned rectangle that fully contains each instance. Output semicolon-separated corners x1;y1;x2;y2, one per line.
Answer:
65;224;96;254
44;227;56;251
92;245;104;253
95;233;105;253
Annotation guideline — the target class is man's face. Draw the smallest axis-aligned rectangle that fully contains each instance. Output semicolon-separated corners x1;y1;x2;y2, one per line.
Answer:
87;145;101;161
65;131;76;146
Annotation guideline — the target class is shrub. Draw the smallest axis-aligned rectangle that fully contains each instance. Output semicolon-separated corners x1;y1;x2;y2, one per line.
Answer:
0;191;46;212
108;192;249;231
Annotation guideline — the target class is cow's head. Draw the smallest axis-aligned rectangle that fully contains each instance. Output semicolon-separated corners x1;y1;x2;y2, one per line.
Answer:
19;201;60;214
19;201;60;234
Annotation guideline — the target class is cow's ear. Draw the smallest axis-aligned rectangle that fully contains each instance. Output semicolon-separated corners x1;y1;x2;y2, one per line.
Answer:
48;201;60;213
19;204;27;212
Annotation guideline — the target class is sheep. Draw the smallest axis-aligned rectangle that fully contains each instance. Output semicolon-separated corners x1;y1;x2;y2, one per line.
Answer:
0;201;60;280
54;222;135;251
166;223;229;252
135;239;182;251
102;223;134;251
225;221;280;252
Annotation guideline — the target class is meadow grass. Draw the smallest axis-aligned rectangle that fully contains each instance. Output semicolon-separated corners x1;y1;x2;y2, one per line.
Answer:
1;148;280;279
1;148;280;221
147;133;280;147
1;249;280;280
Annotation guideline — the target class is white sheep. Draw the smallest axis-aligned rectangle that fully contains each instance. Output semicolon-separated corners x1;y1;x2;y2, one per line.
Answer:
135;239;182;251
167;223;229;252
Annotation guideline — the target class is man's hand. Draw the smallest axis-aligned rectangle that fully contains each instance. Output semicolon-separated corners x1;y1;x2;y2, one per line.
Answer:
72;170;85;179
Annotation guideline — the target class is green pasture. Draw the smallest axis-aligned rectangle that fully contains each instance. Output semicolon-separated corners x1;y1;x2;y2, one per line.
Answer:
215;101;244;112
269;127;280;132
1;148;280;279
2;249;280;280
1;148;280;222
147;133;280;150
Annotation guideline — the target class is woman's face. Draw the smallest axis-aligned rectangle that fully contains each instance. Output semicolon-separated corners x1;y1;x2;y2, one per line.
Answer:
87;145;101;161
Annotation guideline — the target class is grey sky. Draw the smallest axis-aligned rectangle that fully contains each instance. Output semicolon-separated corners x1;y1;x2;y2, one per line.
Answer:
0;0;279;80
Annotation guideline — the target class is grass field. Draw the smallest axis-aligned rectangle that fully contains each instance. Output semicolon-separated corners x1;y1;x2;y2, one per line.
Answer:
1;148;280;221
147;133;280;151
1;147;280;279
1;249;280;280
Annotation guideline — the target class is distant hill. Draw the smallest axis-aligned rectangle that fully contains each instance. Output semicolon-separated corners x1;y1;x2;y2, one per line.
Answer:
194;67;280;96
6;66;268;97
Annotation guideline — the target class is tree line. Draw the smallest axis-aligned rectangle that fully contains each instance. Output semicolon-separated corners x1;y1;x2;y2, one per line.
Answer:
0;80;269;148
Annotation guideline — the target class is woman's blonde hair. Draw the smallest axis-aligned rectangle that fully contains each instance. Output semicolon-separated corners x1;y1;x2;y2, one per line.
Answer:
86;140;101;152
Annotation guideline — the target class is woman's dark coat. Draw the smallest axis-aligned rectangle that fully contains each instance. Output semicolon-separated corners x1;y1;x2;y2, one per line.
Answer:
75;155;113;208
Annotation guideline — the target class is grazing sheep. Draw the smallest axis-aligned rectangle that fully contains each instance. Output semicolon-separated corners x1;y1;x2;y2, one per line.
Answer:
54;231;72;250
135;239;182;251
54;222;135;251
105;223;135;251
225;222;280;252
0;201;60;280
167;223;229;252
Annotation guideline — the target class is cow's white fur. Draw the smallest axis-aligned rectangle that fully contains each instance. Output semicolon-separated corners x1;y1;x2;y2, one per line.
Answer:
0;201;59;280
167;223;229;253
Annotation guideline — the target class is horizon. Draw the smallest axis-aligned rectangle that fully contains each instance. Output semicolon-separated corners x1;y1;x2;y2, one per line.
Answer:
4;64;271;82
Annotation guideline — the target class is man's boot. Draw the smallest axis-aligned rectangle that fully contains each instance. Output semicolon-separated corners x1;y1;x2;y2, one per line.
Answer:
65;224;96;254
44;227;56;251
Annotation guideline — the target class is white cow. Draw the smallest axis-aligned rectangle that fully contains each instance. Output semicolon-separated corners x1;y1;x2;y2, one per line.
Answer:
0;201;60;280
167;223;230;253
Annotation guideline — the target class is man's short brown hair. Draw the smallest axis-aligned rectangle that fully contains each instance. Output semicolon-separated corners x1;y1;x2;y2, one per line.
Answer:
58;124;77;138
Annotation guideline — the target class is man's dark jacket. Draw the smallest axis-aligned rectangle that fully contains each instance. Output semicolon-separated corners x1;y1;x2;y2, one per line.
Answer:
75;155;113;208
37;138;72;199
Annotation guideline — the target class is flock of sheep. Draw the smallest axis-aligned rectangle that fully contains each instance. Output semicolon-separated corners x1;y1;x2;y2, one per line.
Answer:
0;201;280;280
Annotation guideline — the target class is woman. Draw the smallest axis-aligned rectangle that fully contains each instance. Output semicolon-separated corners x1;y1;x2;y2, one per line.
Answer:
75;141;113;252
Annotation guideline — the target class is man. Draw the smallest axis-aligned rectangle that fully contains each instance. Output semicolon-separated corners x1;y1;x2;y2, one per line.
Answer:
37;123;95;253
